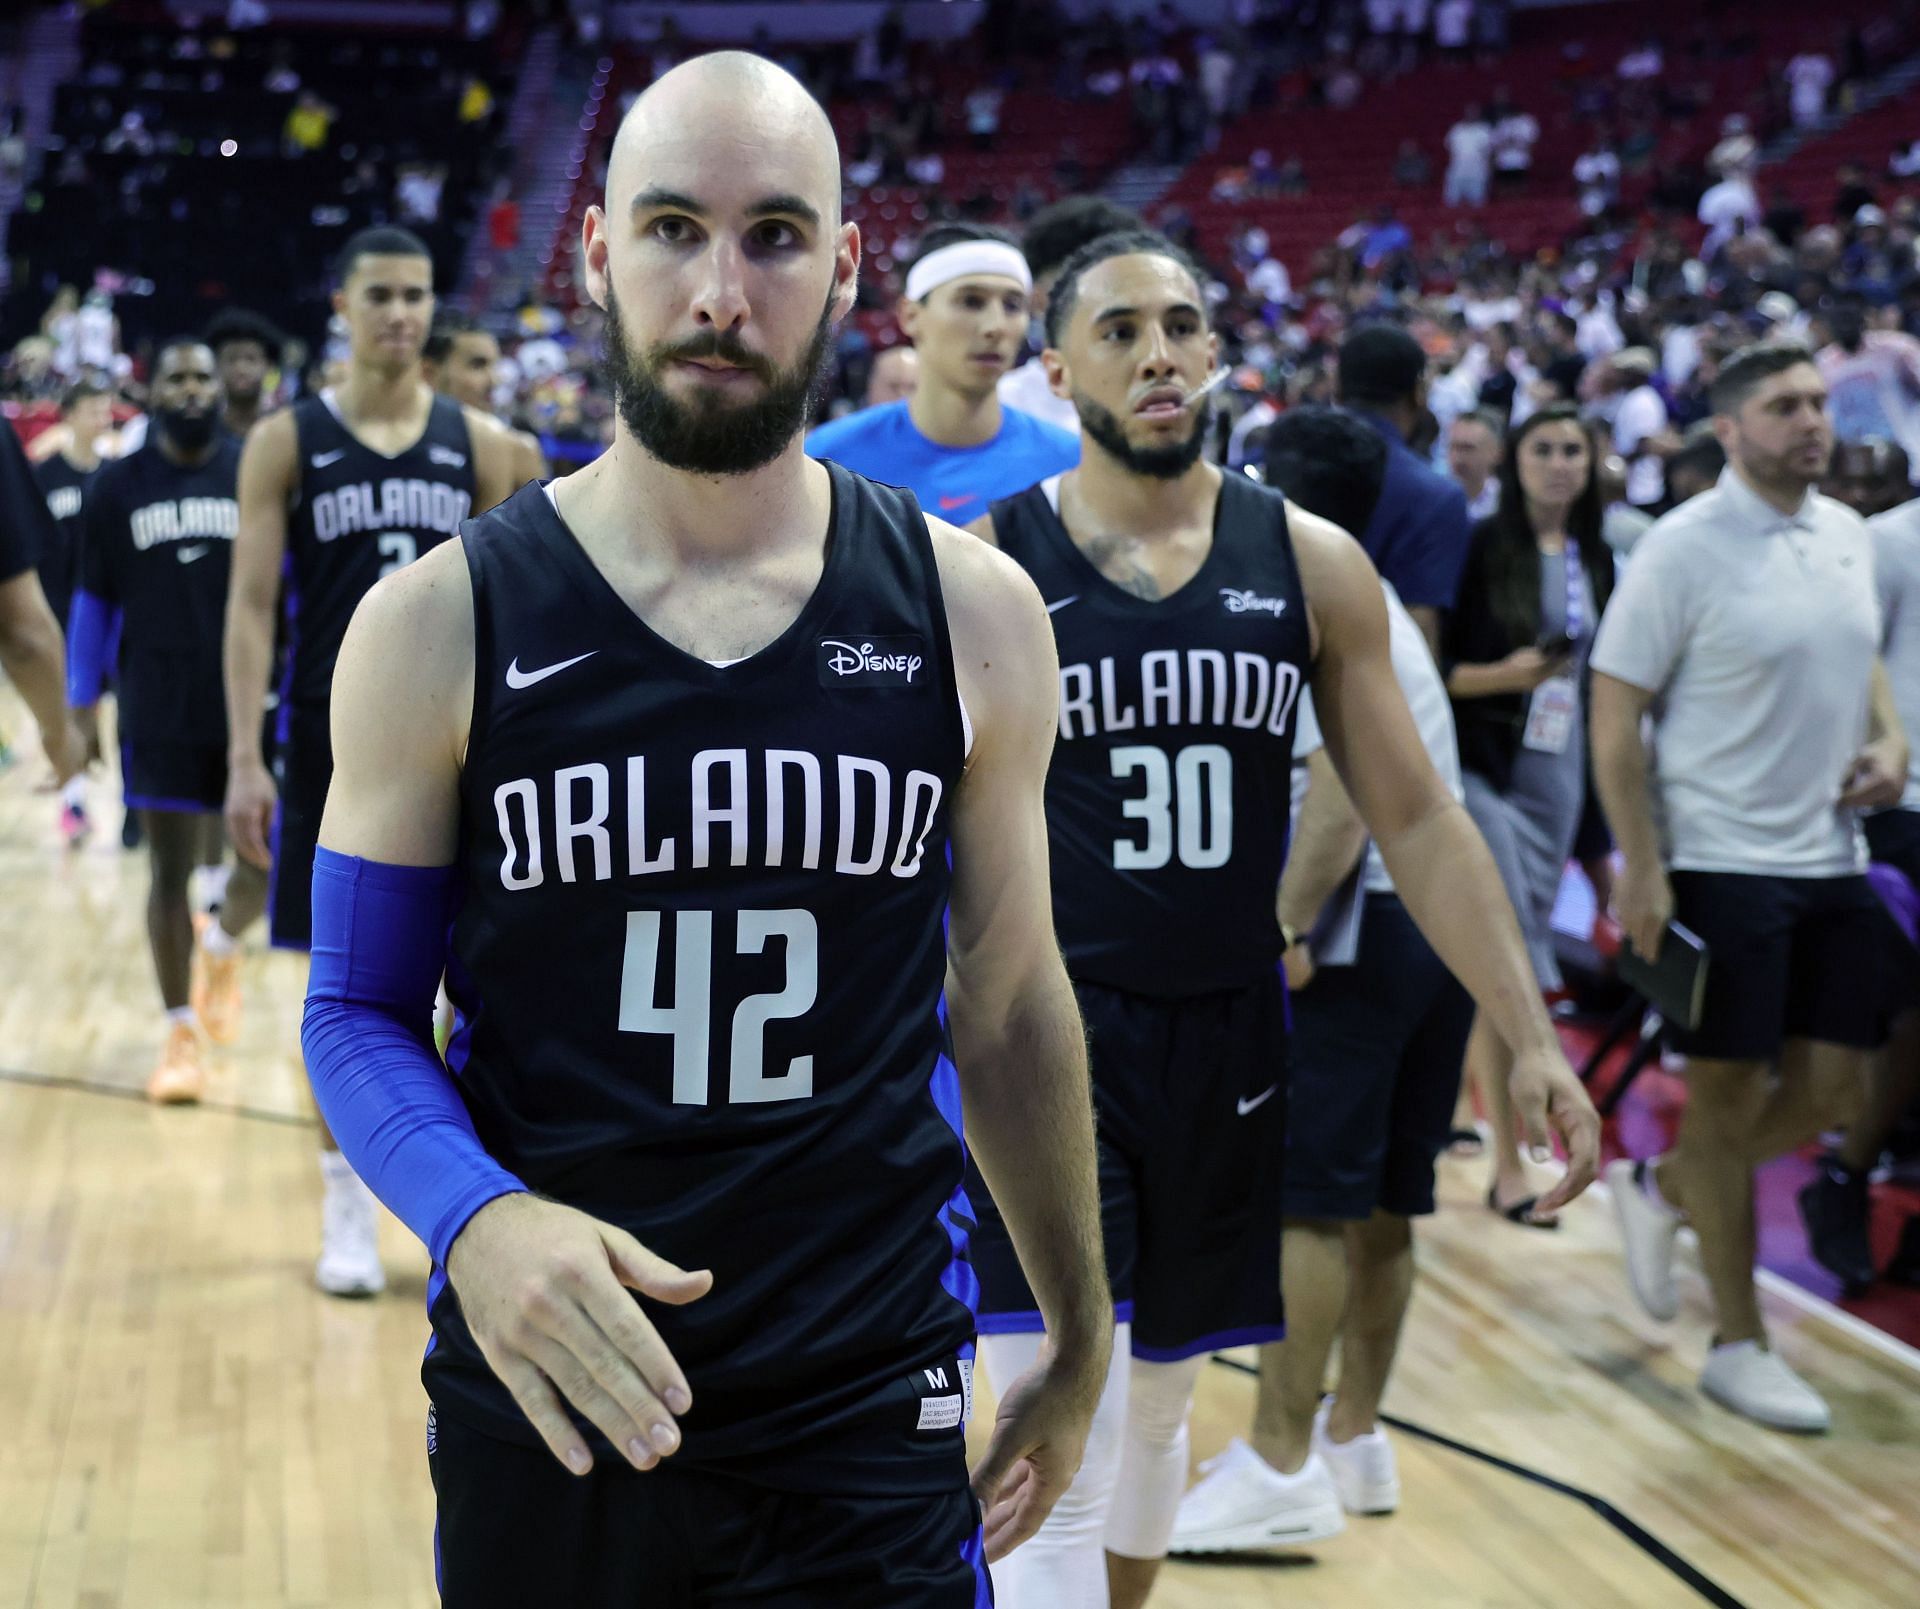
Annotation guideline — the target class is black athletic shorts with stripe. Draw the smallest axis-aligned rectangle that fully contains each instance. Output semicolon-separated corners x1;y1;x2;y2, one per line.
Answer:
968;973;1288;1362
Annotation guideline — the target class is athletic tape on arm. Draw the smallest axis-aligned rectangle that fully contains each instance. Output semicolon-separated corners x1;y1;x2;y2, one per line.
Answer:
302;848;526;1265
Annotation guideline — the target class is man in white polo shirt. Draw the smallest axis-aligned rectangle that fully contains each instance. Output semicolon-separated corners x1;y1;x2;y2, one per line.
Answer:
1590;342;1908;1432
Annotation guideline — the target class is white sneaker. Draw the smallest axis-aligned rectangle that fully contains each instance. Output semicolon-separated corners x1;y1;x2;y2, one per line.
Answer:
1606;1157;1680;1321
316;1159;386;1298
1700;1341;1830;1434
1167;1439;1346;1554
1313;1400;1399;1514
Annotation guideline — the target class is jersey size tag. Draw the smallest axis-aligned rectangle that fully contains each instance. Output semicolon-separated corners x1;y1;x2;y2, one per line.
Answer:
911;1356;968;1432
1523;676;1577;754
818;635;927;688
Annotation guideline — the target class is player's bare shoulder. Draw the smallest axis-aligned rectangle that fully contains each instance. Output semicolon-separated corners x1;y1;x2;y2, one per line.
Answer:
1280;498;1383;657
928;512;1058;755
345;536;475;694
238;404;299;486
460;404;524;510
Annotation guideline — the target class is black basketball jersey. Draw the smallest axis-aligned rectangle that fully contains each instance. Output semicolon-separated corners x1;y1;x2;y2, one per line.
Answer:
77;438;240;750
283;390;474;707
429;465;977;1484
32;450;93;631
992;470;1312;997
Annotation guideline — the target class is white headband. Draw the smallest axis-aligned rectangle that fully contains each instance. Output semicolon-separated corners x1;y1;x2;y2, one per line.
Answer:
904;241;1032;304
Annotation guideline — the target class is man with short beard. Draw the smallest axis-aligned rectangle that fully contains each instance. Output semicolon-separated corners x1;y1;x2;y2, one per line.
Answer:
1596;343;1907;1431
296;52;1111;1606
964;231;1598;1609
64;341;266;1101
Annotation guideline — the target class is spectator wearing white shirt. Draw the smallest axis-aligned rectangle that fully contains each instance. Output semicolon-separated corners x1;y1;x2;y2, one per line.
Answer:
1617;37;1663;80
1434;0;1473;60
1818;297;1920;468
1594;343;1906;1432
1785;49;1835;130
1247;253;1293;309
1489;93;1538;192
1444;104;1493;207
1573;142;1620;217
1600;349;1671;509
1698;163;1762;260
963;85;1002;151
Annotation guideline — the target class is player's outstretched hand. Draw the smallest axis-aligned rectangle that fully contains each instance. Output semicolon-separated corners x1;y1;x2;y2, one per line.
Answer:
1505;1041;1601;1220
224;756;279;869
969;1343;1109;1562
445;1192;713;1477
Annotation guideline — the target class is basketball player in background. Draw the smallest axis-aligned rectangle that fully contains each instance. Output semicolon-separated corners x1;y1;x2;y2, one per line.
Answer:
65;341;267;1099
205;308;283;439
998;195;1144;436
223;227;519;1296
34;378;114;845
423;308;549;482
302;53;1109;1604
0;415;85;787
807;222;1079;525
964;232;1599;1609
863;343;918;408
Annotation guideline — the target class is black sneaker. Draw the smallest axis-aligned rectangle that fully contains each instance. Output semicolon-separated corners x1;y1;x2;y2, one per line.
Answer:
1797;1156;1877;1294
121;809;142;850
1886;1215;1920;1288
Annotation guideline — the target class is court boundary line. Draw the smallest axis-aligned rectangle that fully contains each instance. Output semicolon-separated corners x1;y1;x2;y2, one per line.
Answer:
1207;1354;1749;1609
0;1063;316;1128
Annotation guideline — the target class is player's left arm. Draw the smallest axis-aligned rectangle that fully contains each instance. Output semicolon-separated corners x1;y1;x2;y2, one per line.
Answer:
931;518;1111;1561
462;407;523;513
1293;507;1600;1212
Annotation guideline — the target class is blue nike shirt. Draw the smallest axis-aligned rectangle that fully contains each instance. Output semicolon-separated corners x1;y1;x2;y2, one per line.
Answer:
806;400;1081;527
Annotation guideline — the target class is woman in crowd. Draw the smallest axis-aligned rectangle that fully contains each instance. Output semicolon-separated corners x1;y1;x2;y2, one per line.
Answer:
1442;403;1616;1223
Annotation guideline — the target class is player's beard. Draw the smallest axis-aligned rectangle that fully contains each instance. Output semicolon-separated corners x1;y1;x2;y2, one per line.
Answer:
156;405;218;454
1074;392;1210;480
602;285;837;476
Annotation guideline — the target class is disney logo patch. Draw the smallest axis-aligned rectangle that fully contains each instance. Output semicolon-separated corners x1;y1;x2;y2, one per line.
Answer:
819;635;927;687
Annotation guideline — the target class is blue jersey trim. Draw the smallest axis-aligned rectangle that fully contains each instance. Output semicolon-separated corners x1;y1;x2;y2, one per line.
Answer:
930;990;980;1321
1131;1322;1286;1363
123;792;219;815
961;1524;990;1607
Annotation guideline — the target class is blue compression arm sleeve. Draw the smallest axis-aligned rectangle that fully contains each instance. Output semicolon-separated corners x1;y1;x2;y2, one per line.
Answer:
302;848;526;1266
65;589;120;706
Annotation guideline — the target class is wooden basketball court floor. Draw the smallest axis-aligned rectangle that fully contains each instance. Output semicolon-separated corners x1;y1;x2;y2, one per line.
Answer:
2;696;1917;1609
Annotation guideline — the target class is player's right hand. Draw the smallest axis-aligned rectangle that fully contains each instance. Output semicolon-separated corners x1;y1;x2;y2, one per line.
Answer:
969;1342;1109;1562
43;716;87;786
224;756;278;869
444;1192;713;1477
1615;859;1672;963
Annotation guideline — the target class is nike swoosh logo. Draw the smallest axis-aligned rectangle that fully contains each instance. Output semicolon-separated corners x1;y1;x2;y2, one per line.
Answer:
938;494;974;511
1045;595;1080;614
505;651;598;689
310;449;347;468
1236;1085;1277;1117
176;544;209;564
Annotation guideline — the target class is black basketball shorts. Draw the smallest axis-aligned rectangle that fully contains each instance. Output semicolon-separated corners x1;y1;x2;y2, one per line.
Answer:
970;972;1287;1361
268;700;333;951
1667;870;1893;1060
1284;893;1474;1221
121;740;225;815
428;1406;990;1609
1866;808;1920;889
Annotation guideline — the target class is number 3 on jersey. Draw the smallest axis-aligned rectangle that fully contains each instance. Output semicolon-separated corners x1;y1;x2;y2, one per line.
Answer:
1110;743;1232;870
619;909;817;1106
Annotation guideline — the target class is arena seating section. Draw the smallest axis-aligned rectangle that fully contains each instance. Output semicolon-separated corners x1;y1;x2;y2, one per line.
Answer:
2;12;527;348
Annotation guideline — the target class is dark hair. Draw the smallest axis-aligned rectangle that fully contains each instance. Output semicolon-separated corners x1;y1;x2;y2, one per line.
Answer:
1453;407;1506;441
1710;341;1817;416
1264;407;1389;537
154;336;215;370
1020;197;1145;284
1481;403;1609;646
1664;423;1726;495
424;308;486;365
1043;228;1206;347
904;222;1020;301
1336;324;1426;408
60;376;112;413
334;225;433;286
204;307;283;362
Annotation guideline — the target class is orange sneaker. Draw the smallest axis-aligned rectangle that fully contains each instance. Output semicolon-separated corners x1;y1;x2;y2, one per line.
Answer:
147;1021;205;1104
193;945;243;1046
